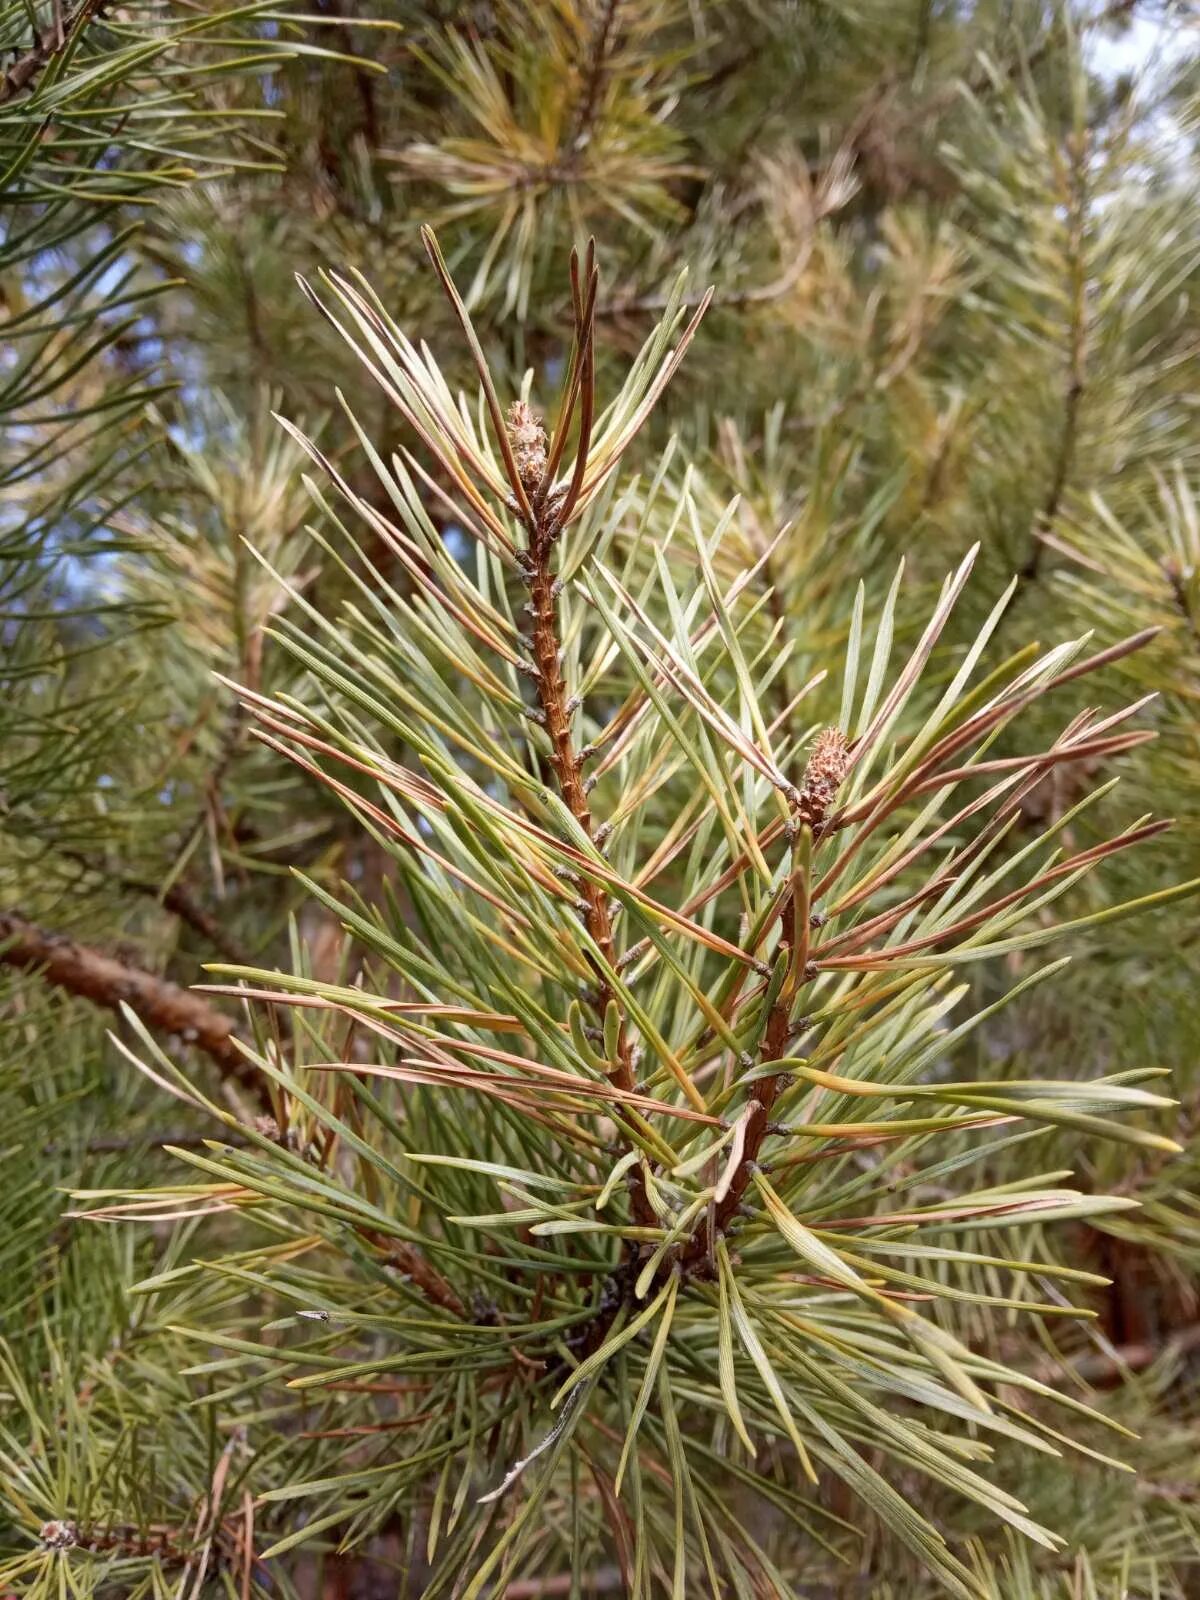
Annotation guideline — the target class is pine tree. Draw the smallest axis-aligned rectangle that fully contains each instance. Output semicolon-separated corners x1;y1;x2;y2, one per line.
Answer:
4;3;1200;1597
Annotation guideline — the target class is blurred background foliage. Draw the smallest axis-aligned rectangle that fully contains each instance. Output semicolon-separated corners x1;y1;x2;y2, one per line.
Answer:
4;1;1200;1595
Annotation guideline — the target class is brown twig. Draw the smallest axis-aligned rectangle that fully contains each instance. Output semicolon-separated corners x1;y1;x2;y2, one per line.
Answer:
504;1567;624;1598
314;0;381;150
358;1226;466;1319
705;990;792;1248
1163;556;1200;653
56;848;252;967
1028;1319;1200;1386
0;914;474;1321
0;0;104;104
172;696;250;876
0;909;269;1109
43;1129;254;1156
682;732;849;1272
567;0;622;154
154;877;251;964
509;253;653;1230
1015;126;1090;591
38;1519;189;1563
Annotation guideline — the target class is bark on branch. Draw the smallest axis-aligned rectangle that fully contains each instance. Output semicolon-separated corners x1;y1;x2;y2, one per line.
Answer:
0;909;268;1108
1017;126;1089;590
0;0;105;105
2;911;470;1313
359;1227;466;1320
57;847;251;967
504;277;655;1231
1029;1320;1200;1386
568;0;621;154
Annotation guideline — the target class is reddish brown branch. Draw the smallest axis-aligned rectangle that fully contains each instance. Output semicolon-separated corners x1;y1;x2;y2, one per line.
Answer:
524;468;653;1230
496;256;652;1228
0;909;267;1108
568;0;622;154
0;0;104;104
359;1227;466;1319
527;553;628;1013
703;993;792;1255
683;732;849;1271
1029;1320;1200;1387
505;1568;624;1598
58;847;251;967
153;877;250;965
1017;127;1089;590
38;1519;189;1562
1;913;464;1313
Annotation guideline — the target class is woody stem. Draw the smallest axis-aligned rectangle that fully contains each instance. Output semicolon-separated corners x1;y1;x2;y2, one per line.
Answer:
526;527;653;1226
683;983;792;1276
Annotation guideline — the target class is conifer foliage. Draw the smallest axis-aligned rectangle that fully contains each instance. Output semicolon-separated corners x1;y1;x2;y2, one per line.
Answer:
4;3;1200;1598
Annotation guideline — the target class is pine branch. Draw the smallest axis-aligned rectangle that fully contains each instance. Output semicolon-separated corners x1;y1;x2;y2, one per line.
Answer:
101;202;1199;1593
36;1519;191;1564
1030;1320;1200;1386
896;0;1142;139
144;877;251;966
420;229;657;1223
43;1130;254;1155
568;0;622;153
313;0;382;151
0;0;105;104
170;697;250;878
684;731;849;1270
57;849;252;968
505;1568;624;1597
1018;126;1090;589
1162;555;1200;652
358;1227;466;1319
0;910;268;1109
506;256;654;1229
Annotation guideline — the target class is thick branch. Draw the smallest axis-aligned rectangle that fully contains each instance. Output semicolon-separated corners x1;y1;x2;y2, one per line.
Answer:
0;909;268;1107
0;924;469;1319
58;848;252;967
0;926;464;1310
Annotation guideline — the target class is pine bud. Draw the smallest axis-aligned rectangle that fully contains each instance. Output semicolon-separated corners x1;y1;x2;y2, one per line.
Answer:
40;1520;78;1550
505;400;547;492
794;726;849;832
